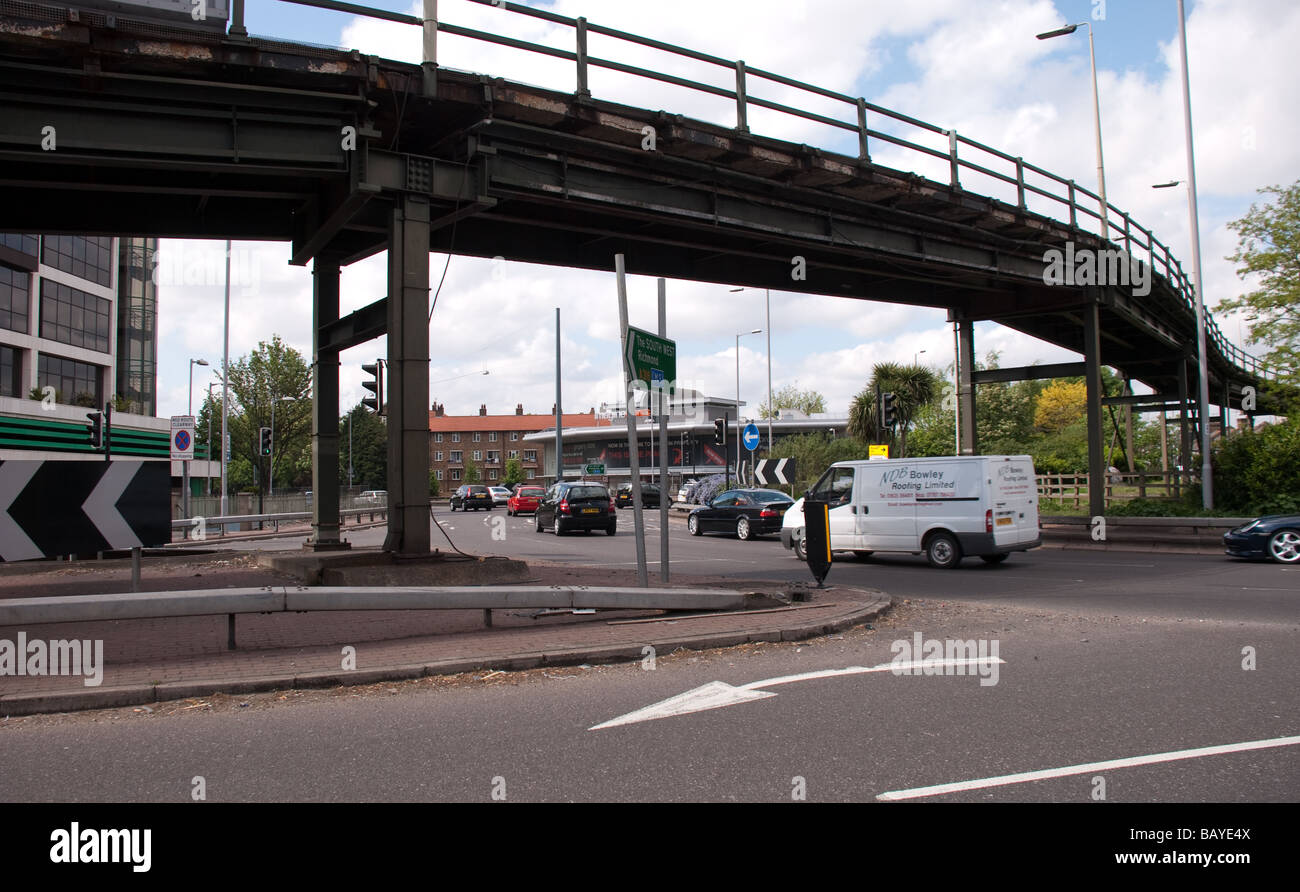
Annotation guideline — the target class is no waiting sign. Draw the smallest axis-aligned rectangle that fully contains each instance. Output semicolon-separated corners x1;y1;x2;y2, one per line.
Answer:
171;415;196;461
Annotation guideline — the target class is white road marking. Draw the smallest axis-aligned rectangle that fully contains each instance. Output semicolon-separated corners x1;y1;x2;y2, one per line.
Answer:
876;734;1300;801
590;658;1004;730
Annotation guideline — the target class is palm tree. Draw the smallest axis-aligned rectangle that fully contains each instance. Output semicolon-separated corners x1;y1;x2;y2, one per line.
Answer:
848;362;941;457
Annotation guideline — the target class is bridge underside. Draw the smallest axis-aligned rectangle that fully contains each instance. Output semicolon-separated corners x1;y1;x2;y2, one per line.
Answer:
0;13;1277;535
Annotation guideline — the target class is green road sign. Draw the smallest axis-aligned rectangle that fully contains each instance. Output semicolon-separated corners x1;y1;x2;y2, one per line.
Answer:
585;462;606;476
625;325;676;392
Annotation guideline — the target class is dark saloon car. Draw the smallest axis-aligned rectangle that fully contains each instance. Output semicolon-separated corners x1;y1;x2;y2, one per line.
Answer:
615;483;661;509
450;484;494;511
1223;515;1300;564
535;482;617;536
688;488;794;540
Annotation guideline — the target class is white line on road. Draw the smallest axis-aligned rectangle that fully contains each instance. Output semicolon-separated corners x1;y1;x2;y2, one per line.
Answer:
876;735;1300;801
590;658;1005;730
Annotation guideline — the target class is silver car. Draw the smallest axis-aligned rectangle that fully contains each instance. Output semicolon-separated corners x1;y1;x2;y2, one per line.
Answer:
489;486;512;506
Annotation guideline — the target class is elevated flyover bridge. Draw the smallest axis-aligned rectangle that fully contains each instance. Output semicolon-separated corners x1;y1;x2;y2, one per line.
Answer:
0;0;1282;552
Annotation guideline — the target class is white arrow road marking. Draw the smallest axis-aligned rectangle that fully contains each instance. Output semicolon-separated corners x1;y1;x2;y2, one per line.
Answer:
0;462;45;561
589;658;1004;730
876;734;1300;801
82;461;142;550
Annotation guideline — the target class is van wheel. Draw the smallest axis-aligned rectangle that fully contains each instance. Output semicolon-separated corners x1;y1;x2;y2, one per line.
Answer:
852;551;873;561
736;517;752;540
980;553;1010;564
794;534;807;562
925;532;962;569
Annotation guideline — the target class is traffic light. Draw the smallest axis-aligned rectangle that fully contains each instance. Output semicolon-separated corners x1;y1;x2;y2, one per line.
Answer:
362;360;384;415
714;418;726;445
259;426;272;456
85;412;103;449
882;392;898;428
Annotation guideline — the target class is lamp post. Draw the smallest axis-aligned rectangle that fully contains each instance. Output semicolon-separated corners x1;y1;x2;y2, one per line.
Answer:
206;381;221;496
731;287;775;457
914;349;927;366
735;328;762;487
269;395;299;498
1038;22;1109;240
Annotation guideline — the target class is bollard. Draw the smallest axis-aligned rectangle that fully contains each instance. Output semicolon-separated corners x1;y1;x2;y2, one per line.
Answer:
130;546;141;592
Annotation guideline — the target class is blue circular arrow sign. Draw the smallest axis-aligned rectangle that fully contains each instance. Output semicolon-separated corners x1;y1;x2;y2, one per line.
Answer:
742;423;760;451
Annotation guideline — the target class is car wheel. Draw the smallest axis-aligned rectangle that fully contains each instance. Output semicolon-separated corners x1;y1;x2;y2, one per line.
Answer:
535;514;544;533
926;532;962;569
794;534;807;562
736;517;752;541
554;518;564;536
450;503;456;512
980;553;1010;564
606;525;616;536
852;550;873;561
1267;529;1300;564
688;515;702;536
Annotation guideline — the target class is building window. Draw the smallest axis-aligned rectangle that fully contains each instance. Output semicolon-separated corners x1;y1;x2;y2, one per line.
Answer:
41;236;114;287
489;470;498;480
451;469;461;481
434;452;443;462
450;451;462;463
487;451;499;464
40;279;112;353
435;470;443;481
473;432;481;442
435;433;443;443
472;450;482;461
452;433;460;442
489;431;497;442
524;450;537;462
509;450;518;459
37;353;102;406
115;237;157;415
0;345;20;398
511;432;519;441
0;234;39;258
527;469;535;479
0;264;30;334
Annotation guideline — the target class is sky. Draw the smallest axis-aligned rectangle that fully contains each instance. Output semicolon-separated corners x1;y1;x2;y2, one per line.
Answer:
154;0;1300;424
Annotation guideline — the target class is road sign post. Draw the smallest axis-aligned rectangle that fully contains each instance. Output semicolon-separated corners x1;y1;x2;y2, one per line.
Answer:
172;415;196;518
625;325;677;395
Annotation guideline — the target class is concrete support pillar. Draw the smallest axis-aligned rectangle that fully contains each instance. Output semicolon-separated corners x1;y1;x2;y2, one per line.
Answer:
957;319;976;456
308;255;348;551
383;195;432;556
1082;301;1106;518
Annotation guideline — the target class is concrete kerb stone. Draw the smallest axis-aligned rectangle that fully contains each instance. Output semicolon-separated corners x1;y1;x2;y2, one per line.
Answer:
0;591;892;717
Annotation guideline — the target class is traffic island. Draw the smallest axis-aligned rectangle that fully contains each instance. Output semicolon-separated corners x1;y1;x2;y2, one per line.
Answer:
259;548;531;586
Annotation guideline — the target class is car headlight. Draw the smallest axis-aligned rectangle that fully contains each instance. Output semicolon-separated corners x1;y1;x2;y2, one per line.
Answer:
1236;520;1260;533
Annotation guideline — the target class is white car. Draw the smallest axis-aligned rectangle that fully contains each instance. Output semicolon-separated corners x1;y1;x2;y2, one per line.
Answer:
489;486;512;506
677;480;699;503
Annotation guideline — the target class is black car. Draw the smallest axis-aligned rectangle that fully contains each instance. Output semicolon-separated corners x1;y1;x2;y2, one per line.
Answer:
615;483;661;509
1223;514;1300;564
535;482;616;535
450;484;494;511
688;488;794;540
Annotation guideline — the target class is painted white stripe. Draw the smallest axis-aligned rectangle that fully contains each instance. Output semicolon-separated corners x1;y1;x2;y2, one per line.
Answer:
877;735;1300;801
741;658;1005;691
82;461;142;550
0;462;45;562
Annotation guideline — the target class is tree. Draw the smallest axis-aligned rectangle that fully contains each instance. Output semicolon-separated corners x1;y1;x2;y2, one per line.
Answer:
847;363;941;457
1034;380;1088;432
1219;180;1300;388
768;431;865;493
428;470;441;498
463;455;481;484
759;384;827;419
224;335;312;509
503;457;525;488
339;404;387;491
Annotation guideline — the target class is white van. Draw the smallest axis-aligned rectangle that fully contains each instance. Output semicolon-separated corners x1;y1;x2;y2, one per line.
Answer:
780;455;1040;568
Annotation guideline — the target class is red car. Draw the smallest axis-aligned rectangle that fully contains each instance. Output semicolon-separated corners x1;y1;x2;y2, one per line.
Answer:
507;485;546;516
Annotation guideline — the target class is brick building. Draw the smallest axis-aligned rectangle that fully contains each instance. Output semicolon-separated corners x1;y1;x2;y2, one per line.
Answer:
429;402;595;486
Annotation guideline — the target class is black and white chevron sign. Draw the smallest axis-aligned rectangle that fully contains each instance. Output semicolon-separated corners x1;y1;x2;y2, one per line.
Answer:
754;457;795;486
0;460;169;561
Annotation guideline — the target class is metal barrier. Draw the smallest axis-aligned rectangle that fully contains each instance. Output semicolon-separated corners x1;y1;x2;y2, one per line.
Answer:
171;507;387;539
250;0;1271;382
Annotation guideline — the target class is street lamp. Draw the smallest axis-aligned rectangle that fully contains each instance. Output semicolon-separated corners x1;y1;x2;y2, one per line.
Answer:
914;349;927;366
1038;22;1109;240
731;287;774;457
188;358;209;416
431;369;490;386
735;328;762;487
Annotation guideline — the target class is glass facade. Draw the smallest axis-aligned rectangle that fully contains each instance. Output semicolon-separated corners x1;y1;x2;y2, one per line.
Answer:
0;264;30;334
39;278;112;353
115;238;158;415
0;345;20;397
38;353;102;406
41;236;114;287
0;234;39;258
